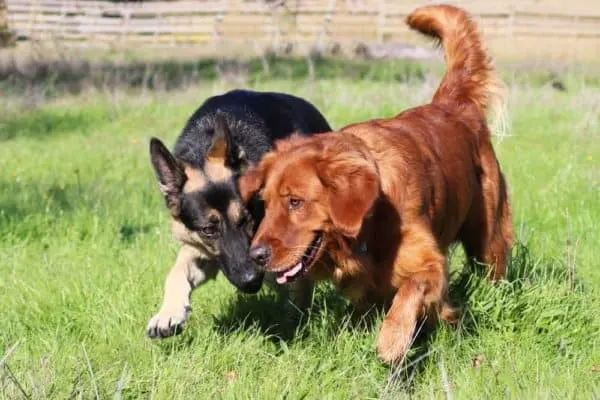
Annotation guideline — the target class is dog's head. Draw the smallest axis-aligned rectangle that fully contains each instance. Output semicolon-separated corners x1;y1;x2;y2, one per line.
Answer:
149;113;263;293
238;133;380;284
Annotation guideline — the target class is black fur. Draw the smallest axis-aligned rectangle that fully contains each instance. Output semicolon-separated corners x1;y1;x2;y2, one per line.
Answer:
152;89;332;293
173;89;331;167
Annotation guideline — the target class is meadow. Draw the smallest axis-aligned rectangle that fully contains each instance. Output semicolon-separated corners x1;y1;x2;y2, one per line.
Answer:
0;57;599;399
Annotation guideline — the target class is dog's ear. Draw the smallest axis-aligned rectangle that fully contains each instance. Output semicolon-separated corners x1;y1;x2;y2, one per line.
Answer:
209;110;248;171
319;151;379;238
237;152;276;204
149;137;187;216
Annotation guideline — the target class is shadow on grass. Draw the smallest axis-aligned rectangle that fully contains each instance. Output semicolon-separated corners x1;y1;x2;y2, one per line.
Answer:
0;180;152;243
0;181;77;222
211;282;353;347
119;223;152;243
447;241;581;337
208;241;579;344
155;239;596;392
388;240;593;393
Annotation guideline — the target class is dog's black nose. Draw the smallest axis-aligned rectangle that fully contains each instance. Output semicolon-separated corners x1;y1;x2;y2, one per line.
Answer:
239;270;264;294
249;245;270;267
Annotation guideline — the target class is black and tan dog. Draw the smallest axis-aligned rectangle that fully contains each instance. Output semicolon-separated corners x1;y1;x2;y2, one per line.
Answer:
147;89;332;338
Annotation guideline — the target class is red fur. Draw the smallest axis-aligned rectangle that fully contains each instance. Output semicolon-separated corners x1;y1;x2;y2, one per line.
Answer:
239;4;513;364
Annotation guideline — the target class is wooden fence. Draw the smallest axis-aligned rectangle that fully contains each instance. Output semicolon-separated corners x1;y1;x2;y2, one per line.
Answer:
5;0;600;56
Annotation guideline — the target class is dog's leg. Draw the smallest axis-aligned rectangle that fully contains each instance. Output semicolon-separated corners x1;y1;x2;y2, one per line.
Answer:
265;276;314;329
285;278;314;315
462;144;513;281
376;279;426;364
147;245;219;338
376;222;454;364
269;277;314;316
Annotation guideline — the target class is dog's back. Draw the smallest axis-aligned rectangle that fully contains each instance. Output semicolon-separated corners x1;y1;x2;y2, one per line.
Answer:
338;5;512;259
173;90;332;167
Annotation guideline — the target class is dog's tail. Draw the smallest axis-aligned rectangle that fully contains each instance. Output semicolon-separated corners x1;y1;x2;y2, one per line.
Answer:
406;5;507;134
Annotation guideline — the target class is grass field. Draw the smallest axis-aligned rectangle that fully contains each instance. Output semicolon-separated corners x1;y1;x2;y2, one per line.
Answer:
1;63;599;399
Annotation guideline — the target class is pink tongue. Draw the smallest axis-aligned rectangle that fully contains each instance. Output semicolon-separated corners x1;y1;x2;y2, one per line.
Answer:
285;262;304;277
275;262;303;285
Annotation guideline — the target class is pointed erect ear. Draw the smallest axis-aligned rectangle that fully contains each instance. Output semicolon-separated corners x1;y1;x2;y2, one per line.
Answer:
319;151;379;238
149;137;187;216
208;110;248;171
207;111;227;160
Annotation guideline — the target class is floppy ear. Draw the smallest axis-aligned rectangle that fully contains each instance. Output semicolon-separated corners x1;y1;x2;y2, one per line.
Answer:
237;152;276;204
237;167;263;205
149;137;187;216
209;110;248;171
319;151;379;238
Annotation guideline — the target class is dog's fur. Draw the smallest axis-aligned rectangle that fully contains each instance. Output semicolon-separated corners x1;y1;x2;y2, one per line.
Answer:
147;89;331;338
239;5;513;364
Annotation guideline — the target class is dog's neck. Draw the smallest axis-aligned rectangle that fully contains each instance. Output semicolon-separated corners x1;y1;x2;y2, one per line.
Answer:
306;217;376;302
310;234;364;277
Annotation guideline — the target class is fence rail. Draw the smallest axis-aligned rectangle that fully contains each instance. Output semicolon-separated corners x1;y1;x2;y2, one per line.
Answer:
5;0;600;52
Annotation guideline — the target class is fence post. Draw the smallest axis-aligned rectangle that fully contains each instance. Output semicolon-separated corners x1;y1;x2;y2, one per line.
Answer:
213;0;226;46
376;0;385;44
121;8;131;46
317;0;337;51
507;4;515;38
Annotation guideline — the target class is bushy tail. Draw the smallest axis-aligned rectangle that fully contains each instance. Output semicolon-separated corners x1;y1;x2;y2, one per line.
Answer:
406;5;507;134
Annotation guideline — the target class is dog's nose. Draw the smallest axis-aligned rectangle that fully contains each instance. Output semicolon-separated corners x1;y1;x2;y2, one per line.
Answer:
249;244;271;267
239;270;264;294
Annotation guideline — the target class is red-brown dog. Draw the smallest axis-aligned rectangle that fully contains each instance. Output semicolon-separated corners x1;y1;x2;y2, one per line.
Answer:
239;4;513;364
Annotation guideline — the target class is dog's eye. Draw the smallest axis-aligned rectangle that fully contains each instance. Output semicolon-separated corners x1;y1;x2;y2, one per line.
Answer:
200;225;219;238
288;197;304;211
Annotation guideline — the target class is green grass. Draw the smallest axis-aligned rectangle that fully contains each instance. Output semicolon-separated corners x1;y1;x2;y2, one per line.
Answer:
1;72;599;399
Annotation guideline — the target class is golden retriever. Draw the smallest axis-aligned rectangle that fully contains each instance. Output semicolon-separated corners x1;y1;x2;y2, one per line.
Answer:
239;4;513;364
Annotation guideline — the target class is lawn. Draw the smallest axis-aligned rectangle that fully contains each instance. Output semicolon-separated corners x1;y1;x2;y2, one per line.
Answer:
1;62;599;399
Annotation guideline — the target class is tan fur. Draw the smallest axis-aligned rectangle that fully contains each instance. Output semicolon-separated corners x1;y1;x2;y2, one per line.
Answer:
207;136;227;159
204;160;232;182
146;245;220;336
183;165;207;193
170;219;218;255
182;161;233;194
227;201;242;223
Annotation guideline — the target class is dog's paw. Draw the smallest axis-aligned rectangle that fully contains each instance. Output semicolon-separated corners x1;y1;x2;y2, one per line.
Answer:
376;319;414;365
440;303;458;325
146;305;191;339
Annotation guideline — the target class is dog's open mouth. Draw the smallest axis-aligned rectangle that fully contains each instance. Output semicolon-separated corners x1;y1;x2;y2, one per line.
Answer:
275;232;323;284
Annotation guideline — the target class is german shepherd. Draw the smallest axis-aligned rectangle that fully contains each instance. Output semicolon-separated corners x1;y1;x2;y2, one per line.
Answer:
147;89;332;338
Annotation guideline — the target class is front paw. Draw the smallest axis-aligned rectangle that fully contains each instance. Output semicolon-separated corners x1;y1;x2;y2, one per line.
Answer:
376;319;415;365
146;305;191;339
